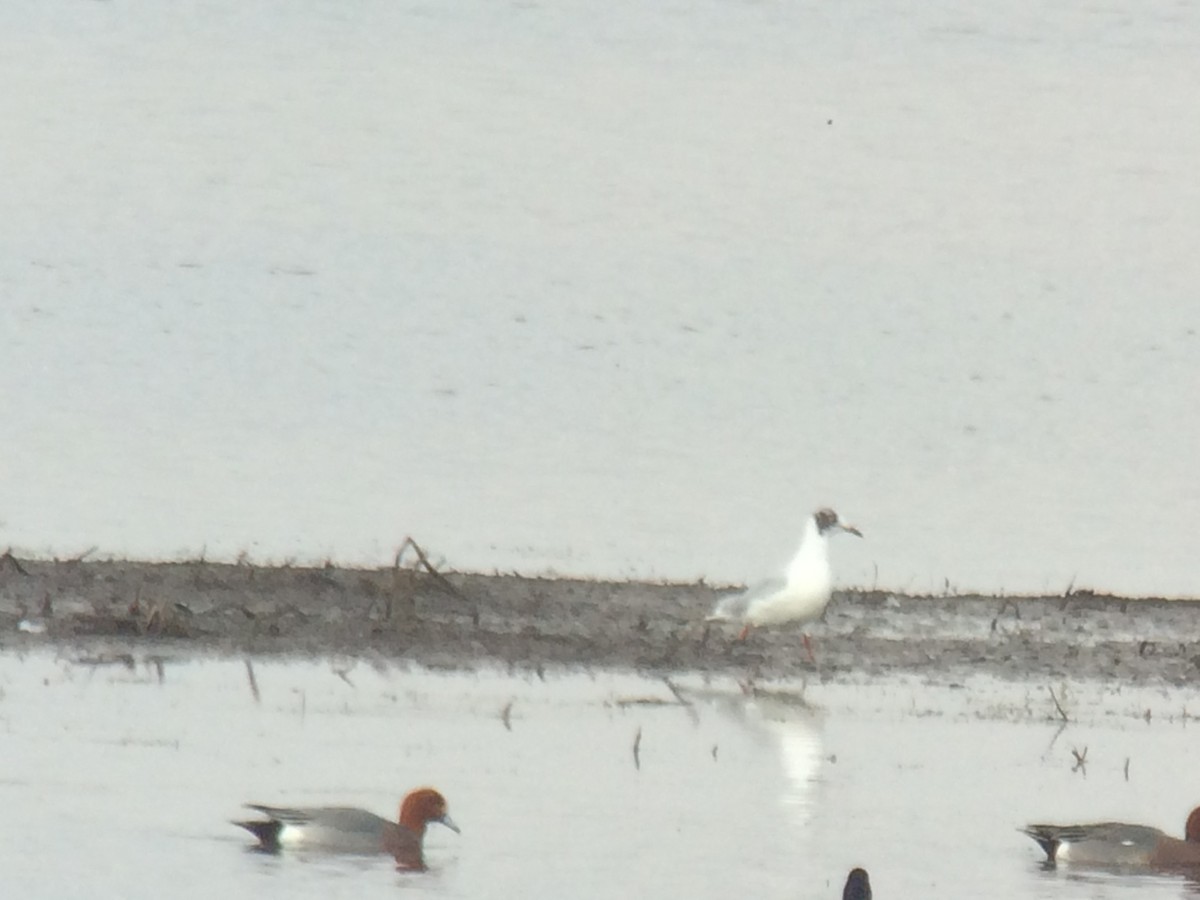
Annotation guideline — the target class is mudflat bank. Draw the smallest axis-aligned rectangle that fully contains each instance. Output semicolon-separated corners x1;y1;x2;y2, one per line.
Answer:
1;550;1197;685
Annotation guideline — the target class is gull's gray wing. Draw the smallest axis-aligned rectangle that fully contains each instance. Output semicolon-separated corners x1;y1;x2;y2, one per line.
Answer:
707;577;786;621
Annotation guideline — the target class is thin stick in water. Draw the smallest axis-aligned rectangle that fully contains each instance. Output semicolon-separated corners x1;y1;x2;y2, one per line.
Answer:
245;659;261;704
1047;686;1069;722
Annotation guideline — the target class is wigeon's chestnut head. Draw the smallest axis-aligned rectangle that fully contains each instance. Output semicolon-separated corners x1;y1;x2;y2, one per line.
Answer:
397;787;459;838
1022;805;1200;868
843;867;872;900
1187;807;1200;843
234;785;459;870
389;787;460;870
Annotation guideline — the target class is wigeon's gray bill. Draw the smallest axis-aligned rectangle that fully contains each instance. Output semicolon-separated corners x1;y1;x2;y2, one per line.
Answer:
843;867;871;900
1022;806;1200;868
234;786;458;869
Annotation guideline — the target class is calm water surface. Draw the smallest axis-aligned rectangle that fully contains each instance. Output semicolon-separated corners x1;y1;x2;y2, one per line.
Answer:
2;0;1199;596
2;651;1200;899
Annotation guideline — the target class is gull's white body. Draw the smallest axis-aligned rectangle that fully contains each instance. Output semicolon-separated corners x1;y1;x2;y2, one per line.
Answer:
708;514;840;629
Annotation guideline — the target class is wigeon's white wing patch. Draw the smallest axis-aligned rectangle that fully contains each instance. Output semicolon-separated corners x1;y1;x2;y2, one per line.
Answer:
277;823;306;847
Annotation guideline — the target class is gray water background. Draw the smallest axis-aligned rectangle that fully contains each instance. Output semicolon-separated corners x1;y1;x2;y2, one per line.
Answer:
2;0;1198;596
4;651;1200;900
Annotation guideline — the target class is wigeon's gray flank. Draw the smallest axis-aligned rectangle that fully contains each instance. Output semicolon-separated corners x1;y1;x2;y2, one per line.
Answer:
234;786;459;868
1022;806;1200;867
843;867;871;900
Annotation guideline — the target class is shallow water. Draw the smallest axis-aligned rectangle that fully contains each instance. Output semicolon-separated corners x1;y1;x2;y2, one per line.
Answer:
4;650;1200;899
2;0;1200;597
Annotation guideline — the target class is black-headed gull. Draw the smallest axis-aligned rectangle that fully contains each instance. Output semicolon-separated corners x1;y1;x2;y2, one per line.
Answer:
706;507;862;661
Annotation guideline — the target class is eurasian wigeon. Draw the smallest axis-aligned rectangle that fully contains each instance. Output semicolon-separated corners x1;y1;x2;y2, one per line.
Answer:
706;508;862;661
843;867;872;899
234;786;459;869
1022;806;1200;867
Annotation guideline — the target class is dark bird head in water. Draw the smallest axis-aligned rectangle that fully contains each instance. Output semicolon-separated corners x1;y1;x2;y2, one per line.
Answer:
843;867;872;900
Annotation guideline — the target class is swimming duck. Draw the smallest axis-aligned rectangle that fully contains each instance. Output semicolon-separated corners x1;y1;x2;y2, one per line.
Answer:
234;786;459;869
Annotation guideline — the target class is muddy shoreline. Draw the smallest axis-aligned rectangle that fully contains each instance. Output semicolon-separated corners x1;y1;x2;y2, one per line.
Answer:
1;553;1198;685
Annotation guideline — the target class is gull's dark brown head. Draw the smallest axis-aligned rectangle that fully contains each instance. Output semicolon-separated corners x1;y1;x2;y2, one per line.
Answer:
814;507;863;538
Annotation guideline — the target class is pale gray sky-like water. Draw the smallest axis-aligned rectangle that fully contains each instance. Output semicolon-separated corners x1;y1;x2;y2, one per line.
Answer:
2;0;1198;596
2;652;1199;900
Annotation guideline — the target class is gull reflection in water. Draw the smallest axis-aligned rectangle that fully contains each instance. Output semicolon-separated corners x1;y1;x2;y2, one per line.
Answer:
692;683;825;828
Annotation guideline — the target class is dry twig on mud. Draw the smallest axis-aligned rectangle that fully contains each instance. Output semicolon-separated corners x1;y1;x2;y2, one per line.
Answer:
0;549;30;576
377;536;473;623
394;537;465;599
128;594;193;637
990;599;1019;633
56;588;195;639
